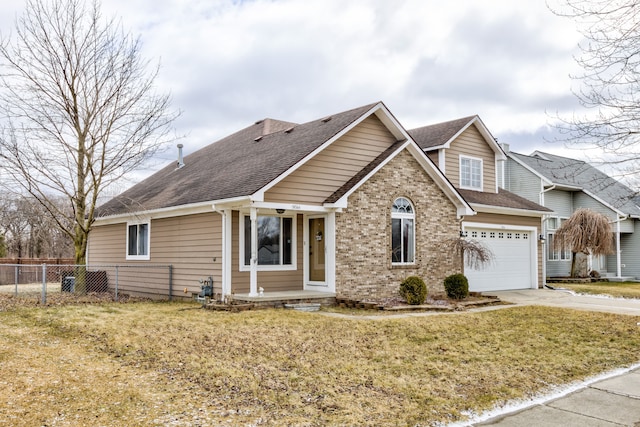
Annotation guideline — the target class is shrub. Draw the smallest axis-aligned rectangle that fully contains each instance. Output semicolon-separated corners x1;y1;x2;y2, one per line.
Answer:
399;276;427;305
444;274;469;300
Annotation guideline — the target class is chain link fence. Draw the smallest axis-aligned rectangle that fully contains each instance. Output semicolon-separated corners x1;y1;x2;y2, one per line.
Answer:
0;263;173;305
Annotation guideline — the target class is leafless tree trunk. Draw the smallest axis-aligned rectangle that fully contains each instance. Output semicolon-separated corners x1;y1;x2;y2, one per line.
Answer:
551;1;640;174
0;0;178;266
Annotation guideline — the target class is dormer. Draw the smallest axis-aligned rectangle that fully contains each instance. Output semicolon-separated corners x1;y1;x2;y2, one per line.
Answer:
409;115;506;194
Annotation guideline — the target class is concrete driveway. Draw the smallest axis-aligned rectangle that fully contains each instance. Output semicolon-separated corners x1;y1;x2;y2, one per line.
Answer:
484;289;640;316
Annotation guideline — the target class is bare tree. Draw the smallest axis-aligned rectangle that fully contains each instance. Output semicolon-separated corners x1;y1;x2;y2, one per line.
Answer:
445;236;494;272
553;208;614;277
551;1;640;172
0;0;178;265
0;194;73;259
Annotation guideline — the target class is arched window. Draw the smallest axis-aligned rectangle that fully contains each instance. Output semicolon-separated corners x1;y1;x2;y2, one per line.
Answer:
391;197;415;264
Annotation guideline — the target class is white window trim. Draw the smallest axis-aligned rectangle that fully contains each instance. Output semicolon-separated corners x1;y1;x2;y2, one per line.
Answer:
547;232;572;262
239;213;297;272
126;221;151;261
391;197;416;265
459;155;483;191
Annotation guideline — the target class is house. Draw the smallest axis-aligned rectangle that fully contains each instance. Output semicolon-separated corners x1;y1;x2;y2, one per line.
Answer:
408;116;551;292
88;102;476;302
504;148;640;280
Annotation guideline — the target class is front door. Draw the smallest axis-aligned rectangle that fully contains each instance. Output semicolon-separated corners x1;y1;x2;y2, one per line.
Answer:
308;217;326;283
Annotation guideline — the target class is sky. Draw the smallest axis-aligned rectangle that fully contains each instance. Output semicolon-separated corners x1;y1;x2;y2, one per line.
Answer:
0;0;589;186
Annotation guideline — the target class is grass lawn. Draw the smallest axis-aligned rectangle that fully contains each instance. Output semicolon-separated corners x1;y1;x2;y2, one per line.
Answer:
559;281;640;299
0;302;639;426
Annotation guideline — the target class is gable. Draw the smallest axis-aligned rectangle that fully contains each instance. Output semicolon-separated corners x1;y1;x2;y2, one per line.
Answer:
347;148;461;220
263;115;398;205
445;124;496;192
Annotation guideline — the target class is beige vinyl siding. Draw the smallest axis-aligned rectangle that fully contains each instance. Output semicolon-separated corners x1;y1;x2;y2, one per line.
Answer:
88;213;221;299
445;125;496;192
150;213;222;297
88;223;125;263
426;151;439;167
231;211;303;293
264;115;398;204
467;212;543;287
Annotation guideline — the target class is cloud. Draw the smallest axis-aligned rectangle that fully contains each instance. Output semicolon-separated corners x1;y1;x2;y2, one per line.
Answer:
0;0;588;173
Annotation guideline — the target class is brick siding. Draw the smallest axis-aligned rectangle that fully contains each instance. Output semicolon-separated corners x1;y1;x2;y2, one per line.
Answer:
335;149;462;300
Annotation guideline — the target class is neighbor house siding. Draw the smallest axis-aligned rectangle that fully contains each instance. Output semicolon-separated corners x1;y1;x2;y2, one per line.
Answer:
505;159;541;203
445;125;496;192
573;192;618;220
335;149;461;300
544;190;573;217
466;212;544;287
88;212;221;299
571;192;634;232
617;222;640;279
230;211;304;293
264;115;397;204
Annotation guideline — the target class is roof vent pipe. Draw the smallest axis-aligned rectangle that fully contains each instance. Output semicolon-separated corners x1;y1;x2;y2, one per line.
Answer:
177;144;185;169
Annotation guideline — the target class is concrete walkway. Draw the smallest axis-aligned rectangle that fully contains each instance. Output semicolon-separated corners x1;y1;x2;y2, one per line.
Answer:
484;288;640;316
472;365;640;426
466;289;640;426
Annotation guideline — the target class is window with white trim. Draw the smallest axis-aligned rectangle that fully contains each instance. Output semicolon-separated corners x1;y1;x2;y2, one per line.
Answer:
547;233;571;261
460;156;483;190
127;222;150;260
391;197;415;264
241;215;294;269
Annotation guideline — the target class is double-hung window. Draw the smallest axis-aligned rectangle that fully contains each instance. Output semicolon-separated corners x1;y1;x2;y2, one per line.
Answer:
547;217;571;261
127;222;150;260
547;233;571;261
242;215;294;269
391;197;415;264
460;156;483;190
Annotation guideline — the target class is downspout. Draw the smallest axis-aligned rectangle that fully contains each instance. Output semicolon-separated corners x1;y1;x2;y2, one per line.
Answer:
539;185;556;287
212;206;230;301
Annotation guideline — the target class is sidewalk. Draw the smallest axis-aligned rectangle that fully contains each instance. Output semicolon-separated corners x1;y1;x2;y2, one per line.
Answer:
473;365;640;426
469;289;640;426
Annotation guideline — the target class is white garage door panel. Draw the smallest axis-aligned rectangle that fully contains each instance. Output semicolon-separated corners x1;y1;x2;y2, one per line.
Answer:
465;228;533;292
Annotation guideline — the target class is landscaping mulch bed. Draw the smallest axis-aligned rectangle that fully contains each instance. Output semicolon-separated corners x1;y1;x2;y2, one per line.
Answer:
337;293;502;312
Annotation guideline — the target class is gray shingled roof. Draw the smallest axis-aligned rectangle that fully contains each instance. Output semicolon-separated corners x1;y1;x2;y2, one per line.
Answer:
511;151;640;217
97;103;378;217
458;188;552;213
408;116;476;150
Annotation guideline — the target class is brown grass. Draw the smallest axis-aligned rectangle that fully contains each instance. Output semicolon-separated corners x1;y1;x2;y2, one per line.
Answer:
560;281;640;299
0;302;639;426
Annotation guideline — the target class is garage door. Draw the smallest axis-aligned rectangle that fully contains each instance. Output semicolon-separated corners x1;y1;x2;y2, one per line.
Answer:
464;228;534;292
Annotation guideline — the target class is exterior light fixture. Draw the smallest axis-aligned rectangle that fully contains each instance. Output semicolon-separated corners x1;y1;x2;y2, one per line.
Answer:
276;209;285;214
539;234;546;243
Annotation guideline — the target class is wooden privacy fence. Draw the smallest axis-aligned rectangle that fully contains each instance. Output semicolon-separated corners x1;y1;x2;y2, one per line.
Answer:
0;263;173;304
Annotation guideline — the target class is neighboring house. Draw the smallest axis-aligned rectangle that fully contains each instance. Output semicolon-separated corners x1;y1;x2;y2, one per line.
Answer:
504;149;640;280
408;116;551;292
89;102;476;302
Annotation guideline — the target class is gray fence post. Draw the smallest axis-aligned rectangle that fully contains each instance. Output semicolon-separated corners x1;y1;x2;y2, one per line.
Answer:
115;265;119;302
168;264;173;301
41;264;47;305
14;265;18;297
